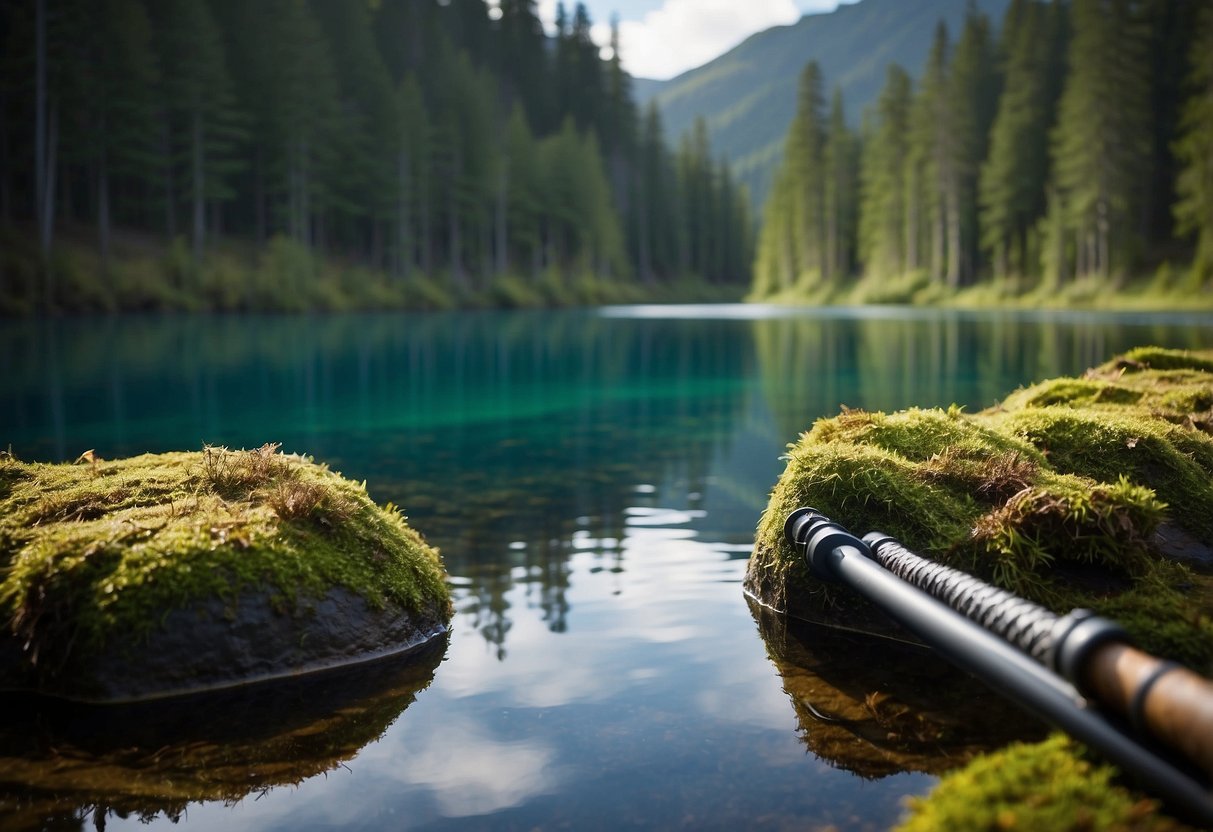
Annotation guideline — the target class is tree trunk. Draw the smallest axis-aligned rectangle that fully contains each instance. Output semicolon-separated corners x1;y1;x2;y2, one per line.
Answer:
495;167;508;277
1097;197;1110;279
946;177;961;288
98;143;111;266
636;173;651;285
300;139;311;249
932;195;945;284
163;118;176;239
255;146;266;246
448;178;464;290
396;150;411;281
192;109;205;264
35;0;48;257
43;99;58;306
420;173;432;276
1;90;11;226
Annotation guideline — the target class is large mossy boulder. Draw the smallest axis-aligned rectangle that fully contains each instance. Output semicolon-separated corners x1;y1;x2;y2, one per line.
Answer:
0;444;452;702
747;347;1213;830
746;346;1213;667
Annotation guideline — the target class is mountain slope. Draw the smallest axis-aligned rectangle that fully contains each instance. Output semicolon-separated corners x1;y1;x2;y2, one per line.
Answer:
636;0;1011;211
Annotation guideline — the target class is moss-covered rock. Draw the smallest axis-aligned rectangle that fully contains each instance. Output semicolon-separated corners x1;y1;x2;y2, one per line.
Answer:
748;347;1213;829
0;444;452;702
897;734;1192;831
746;347;1213;667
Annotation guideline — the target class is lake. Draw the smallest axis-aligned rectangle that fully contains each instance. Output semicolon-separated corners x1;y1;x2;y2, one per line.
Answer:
3;305;1213;831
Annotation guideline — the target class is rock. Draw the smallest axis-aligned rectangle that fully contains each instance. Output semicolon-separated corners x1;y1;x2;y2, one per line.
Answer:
0;444;452;702
746;346;1213;829
745;346;1213;667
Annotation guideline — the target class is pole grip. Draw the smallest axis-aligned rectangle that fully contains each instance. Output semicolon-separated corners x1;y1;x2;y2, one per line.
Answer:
1083;642;1213;778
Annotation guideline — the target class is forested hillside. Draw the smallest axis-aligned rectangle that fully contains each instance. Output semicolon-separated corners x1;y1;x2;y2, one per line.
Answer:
0;0;753;314
751;0;1213;304
636;0;1011;213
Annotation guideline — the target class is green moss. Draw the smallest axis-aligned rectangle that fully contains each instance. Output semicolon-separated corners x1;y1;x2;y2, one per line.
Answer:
0;445;451;674
746;347;1213;665
1115;347;1213;374
995;409;1213;541
897;735;1192;832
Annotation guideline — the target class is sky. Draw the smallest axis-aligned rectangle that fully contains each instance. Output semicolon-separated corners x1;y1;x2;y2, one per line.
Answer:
536;0;862;81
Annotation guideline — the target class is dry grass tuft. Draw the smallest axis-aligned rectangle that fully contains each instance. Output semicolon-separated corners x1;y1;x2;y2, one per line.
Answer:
200;443;287;495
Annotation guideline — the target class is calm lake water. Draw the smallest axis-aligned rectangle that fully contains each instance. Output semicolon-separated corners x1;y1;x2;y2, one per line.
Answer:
3;305;1213;831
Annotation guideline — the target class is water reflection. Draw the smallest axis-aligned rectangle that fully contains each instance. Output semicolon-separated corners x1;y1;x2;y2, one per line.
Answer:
0;639;445;830
748;599;1042;779
750;308;1213;441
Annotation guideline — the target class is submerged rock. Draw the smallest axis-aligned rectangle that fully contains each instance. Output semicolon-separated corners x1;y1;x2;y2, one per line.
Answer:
0;444;452;701
746;347;1213;667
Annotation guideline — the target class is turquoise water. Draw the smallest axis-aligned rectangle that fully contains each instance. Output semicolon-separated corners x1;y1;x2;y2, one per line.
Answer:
3;305;1213;830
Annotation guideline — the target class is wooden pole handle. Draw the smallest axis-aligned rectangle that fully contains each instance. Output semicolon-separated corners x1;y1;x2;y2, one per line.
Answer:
1082;642;1213;777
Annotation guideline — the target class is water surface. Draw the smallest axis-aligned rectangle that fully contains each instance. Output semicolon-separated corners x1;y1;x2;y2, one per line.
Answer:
3;305;1212;830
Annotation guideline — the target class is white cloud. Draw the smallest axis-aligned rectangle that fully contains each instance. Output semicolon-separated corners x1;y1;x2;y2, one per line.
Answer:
606;0;801;81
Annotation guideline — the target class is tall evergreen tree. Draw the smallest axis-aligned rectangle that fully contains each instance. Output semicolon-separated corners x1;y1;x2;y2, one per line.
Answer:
980;0;1064;278
311;0;399;265
1172;4;1213;285
909;22;956;285
787;61;827;286
90;0;159;264
949;3;999;284
859;65;913;279
1048;0;1150;281
497;0;550;131
154;0;242;262
394;73;430;280
823;86;858;283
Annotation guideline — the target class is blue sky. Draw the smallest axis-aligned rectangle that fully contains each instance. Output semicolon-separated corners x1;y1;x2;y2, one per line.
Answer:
535;0;862;80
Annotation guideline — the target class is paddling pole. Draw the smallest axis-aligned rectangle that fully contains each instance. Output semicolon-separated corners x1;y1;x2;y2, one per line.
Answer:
783;508;1213;824
859;531;1213;779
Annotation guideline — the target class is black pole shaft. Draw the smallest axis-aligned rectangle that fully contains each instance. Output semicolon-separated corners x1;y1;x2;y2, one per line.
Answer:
785;511;1213;825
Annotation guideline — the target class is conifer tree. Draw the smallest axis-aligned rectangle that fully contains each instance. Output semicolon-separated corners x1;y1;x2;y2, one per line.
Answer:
787;61;827;286
154;0;242;262
311;0;398;265
858;64;913;279
909;22;955;285
1172;4;1213;285
980;0;1062;278
823;87;858;283
91;0;159;264
394;74;430;280
949;3;998;284
503;105;542;277
497;0;550;131
1048;0;1150;281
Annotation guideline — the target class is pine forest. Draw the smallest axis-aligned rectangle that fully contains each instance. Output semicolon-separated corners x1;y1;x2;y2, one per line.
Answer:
0;0;754;313
752;0;1213;306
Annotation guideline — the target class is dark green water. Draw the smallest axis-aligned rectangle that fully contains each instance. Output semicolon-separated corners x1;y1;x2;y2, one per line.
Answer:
2;305;1212;831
